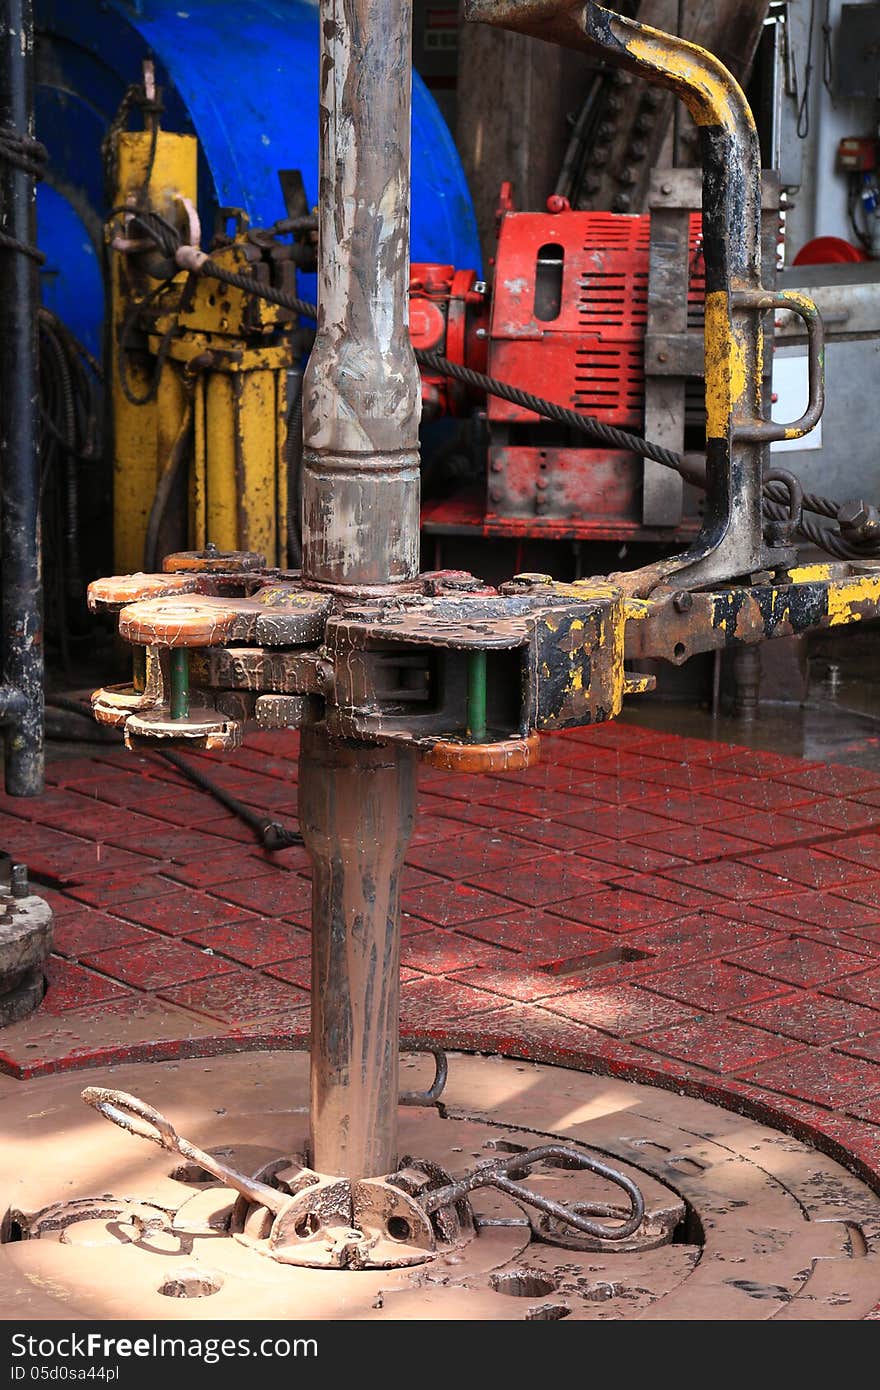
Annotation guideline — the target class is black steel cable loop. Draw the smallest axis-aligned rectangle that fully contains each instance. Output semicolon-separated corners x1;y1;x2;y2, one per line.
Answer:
0;125;47;262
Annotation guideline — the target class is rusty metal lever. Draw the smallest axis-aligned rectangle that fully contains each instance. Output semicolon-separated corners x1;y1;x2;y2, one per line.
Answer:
81;1087;287;1214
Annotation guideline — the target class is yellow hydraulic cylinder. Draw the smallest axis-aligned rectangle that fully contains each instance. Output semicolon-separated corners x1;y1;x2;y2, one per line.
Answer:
109;128;197;575
201;366;288;566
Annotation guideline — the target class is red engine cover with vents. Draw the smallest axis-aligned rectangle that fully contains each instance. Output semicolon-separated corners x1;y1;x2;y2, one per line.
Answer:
487;208;705;428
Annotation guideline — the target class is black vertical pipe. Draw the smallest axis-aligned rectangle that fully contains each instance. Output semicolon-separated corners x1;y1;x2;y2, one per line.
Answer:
0;0;44;796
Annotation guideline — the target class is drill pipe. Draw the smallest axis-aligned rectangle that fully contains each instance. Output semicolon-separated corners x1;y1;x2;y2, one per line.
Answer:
300;0;421;1179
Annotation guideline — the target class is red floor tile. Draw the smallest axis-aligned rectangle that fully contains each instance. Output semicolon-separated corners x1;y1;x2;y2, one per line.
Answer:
550;888;681;934
835;881;880;911
557;805;676;840
400;931;502;976
782;798;880;835
634;1017;799;1074
633;791;755;828
65;871;181;909
158;969;308;1024
715;813;825;848
824;967;880;1011
744;890;880;931
822;832;880;869
561;723;657;751
41;957;135;1013
464;855;610;907
546;984;695;1035
113;889;257;936
449;959;599;1002
107;827;244;864
734;847;877;891
400;976;507;1029
557;773;664;806
731;990;880;1045
834;1031;880;1064
782;763;880;798
740;1047;880;1109
574;839;685;874
710;778;824;812
52;911;155;959
207;873;313;924
504;818;594;851
401;881;511;927
409;813;477;847
83;937;237;990
162;850;283;888
418;797;539;834
477;786;599;819
843;1093;880;1126
263;957;310;990
452;909;614;958
658;860;797;901
691;747;822;778
607;873;725;910
406;829;532;879
186;919;311;967
626;760;740;793
723;936;875;989
630;826;756;862
625;914;772;973
15;720;880;1184
640;960;791;1013
805;925;880;959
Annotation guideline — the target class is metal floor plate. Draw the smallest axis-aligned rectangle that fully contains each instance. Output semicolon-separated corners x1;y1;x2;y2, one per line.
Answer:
1;1051;879;1320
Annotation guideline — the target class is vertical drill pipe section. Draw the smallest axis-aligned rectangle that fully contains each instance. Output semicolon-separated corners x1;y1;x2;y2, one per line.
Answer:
464;0;768;587
301;0;421;588
301;732;416;1178
301;0;422;1178
0;0;44;795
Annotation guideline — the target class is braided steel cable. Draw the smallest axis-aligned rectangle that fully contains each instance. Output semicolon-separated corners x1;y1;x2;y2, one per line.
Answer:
0;127;47;262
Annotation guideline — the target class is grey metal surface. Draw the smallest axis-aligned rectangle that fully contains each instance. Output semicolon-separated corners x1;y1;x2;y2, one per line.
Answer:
776;263;880;499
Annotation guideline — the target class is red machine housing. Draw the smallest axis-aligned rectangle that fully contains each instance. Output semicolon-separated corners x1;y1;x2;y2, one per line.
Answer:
415;197;707;541
409;263;488;417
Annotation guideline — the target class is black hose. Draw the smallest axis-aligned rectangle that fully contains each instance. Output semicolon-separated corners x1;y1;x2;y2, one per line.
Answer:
44;695;304;848
156;748;304;850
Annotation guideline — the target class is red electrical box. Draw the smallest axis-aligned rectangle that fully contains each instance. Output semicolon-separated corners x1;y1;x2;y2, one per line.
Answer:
482;204;705;528
838;136;878;172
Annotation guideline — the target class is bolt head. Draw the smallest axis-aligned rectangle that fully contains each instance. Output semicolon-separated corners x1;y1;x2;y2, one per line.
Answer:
839;499;871;529
672;590;693;613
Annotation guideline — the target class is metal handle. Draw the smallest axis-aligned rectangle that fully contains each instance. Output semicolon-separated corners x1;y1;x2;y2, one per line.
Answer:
733;289;825;444
81;1086;285;1214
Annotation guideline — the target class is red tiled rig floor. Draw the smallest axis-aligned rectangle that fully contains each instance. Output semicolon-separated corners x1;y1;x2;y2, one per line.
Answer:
5;723;880;1194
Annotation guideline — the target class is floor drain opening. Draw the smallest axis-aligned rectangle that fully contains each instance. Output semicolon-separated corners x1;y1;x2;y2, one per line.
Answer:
540;947;654;978
158;1269;223;1299
490;1270;558;1299
526;1303;571;1320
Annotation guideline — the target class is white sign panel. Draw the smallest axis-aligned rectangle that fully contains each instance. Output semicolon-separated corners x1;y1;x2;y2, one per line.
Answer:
770;353;822;453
